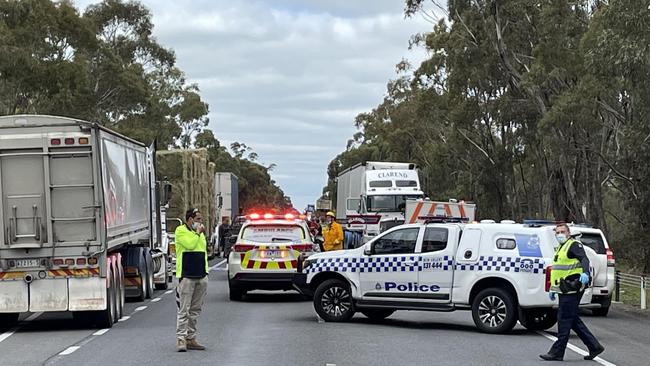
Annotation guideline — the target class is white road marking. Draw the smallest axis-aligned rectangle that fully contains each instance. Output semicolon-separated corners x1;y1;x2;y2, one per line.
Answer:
209;259;227;271
118;316;131;322
165;290;173;294
0;312;43;344
59;346;80;355
151;297;161;302
537;331;616;366
326;364;337;366
92;329;110;336
134;306;147;312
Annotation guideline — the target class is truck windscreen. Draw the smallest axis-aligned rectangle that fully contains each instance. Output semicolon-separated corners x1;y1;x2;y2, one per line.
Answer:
367;195;423;212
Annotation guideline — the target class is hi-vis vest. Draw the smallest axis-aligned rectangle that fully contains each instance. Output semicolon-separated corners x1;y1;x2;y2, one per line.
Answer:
550;239;584;293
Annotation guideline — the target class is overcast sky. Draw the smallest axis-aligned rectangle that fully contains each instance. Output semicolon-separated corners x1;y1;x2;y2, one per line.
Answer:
77;0;431;211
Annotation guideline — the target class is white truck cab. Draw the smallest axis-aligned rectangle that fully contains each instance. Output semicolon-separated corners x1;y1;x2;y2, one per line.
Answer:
294;221;603;334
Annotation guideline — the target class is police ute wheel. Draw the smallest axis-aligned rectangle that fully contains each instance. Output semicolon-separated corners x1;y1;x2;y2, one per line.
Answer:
471;288;517;334
519;308;557;331
361;309;394;321
313;279;354;322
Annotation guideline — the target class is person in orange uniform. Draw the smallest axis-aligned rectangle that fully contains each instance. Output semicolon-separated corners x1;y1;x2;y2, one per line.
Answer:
322;211;343;251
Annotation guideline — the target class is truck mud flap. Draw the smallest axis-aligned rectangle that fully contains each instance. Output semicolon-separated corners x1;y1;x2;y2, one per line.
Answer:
30;279;68;312
0;281;28;312
69;277;106;311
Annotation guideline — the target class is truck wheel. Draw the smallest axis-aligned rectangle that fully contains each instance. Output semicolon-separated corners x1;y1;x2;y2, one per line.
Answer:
113;269;122;321
313;279;354;322
117;259;125;317
144;252;155;299
155;255;170;290
361;309;394;321
520;308;557;331
0;313;19;328
229;283;246;301
91;274;115;328
472;288;517;334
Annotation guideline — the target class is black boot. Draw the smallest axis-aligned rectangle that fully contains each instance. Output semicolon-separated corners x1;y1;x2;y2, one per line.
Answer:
584;345;605;360
539;353;563;361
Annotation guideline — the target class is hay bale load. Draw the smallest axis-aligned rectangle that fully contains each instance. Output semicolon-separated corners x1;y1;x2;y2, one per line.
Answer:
157;148;216;255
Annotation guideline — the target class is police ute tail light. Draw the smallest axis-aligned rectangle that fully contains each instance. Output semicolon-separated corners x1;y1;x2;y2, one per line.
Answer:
606;248;615;267
545;266;552;292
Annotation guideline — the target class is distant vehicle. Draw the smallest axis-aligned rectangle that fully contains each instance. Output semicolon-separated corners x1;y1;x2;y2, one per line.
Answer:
227;213;318;301
0;115;172;328
569;224;615;316
336;162;424;241
404;199;477;224
294;220;605;334
212;172;239;257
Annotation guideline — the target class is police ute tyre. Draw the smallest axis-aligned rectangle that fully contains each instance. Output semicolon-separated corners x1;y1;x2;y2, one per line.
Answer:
0;313;19;328
314;279;354;322
519;308;557;331
592;297;611;317
471;288;517;334
361;309;394;321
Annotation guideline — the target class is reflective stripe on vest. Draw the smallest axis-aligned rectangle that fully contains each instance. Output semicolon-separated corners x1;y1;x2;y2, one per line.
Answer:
550;239;584;293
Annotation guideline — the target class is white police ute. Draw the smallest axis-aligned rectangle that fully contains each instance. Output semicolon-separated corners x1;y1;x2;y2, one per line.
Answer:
293;221;603;334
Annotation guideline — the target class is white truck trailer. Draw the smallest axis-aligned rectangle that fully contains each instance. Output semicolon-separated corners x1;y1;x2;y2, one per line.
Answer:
404;199;477;224
0;115;172;328
336;161;424;241
214;172;239;224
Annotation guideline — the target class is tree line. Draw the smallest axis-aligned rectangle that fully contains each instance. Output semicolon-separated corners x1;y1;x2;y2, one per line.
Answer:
0;0;290;212
324;0;650;272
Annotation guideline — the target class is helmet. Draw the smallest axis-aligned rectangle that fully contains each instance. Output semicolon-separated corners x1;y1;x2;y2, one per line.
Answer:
326;211;336;218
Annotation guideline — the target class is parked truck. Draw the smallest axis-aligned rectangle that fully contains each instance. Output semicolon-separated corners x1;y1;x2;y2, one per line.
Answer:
336;161;424;241
156;149;216;259
212;172;238;257
0;115;172;328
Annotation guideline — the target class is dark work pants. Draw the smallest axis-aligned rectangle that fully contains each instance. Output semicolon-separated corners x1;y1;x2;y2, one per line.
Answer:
549;292;601;358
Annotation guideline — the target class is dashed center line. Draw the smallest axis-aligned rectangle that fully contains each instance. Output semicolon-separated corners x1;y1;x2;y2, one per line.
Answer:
0;312;43;344
165;290;173;294
118;316;131;322
134;306;147;312
59;346;80;356
537;331;616;366
151;297;161;302
92;329;110;336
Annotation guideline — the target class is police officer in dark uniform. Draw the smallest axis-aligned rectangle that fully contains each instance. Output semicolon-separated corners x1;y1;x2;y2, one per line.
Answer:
540;223;605;361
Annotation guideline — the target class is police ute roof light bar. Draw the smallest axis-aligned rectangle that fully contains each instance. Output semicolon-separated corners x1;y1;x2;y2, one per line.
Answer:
421;216;469;224
247;212;306;221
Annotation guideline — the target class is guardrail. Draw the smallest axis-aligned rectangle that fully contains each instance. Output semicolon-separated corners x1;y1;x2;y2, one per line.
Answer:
615;271;647;310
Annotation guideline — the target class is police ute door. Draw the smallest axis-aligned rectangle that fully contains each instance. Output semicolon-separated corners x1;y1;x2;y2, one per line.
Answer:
359;227;422;301
417;225;457;303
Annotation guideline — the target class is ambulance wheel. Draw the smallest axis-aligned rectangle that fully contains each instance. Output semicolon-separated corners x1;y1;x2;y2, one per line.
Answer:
361;309;394;321
520;308;557;331
0;313;19;328
314;279;354;322
472;287;517;334
229;282;246;301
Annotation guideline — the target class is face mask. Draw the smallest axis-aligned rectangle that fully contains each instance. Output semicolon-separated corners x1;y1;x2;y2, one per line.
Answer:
555;234;567;244
191;222;199;230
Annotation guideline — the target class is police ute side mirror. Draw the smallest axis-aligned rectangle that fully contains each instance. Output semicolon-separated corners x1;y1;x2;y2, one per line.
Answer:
364;244;372;256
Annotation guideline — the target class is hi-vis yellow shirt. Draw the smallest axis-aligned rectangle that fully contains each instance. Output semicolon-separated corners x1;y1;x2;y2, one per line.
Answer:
323;221;344;251
174;224;209;278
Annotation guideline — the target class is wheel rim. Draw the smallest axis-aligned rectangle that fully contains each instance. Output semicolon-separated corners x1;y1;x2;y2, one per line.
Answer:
320;286;351;317
478;295;507;328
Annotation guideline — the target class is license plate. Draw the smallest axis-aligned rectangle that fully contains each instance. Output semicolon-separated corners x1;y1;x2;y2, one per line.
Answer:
261;250;281;258
14;259;39;268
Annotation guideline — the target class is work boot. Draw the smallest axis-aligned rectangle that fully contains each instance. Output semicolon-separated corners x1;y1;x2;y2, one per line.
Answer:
584;345;605;360
176;338;187;352
186;338;206;350
539;353;563;361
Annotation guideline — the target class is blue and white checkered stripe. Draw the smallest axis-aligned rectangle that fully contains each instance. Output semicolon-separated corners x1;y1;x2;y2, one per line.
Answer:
455;256;545;274
306;255;545;275
305;256;419;274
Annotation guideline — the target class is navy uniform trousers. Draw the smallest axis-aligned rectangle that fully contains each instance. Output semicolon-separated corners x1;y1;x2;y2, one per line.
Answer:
549;292;601;357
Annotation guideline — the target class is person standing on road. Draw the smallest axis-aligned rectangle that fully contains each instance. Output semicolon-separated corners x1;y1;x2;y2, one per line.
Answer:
218;216;231;257
322;211;343;251
540;223;604;361
175;208;209;352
